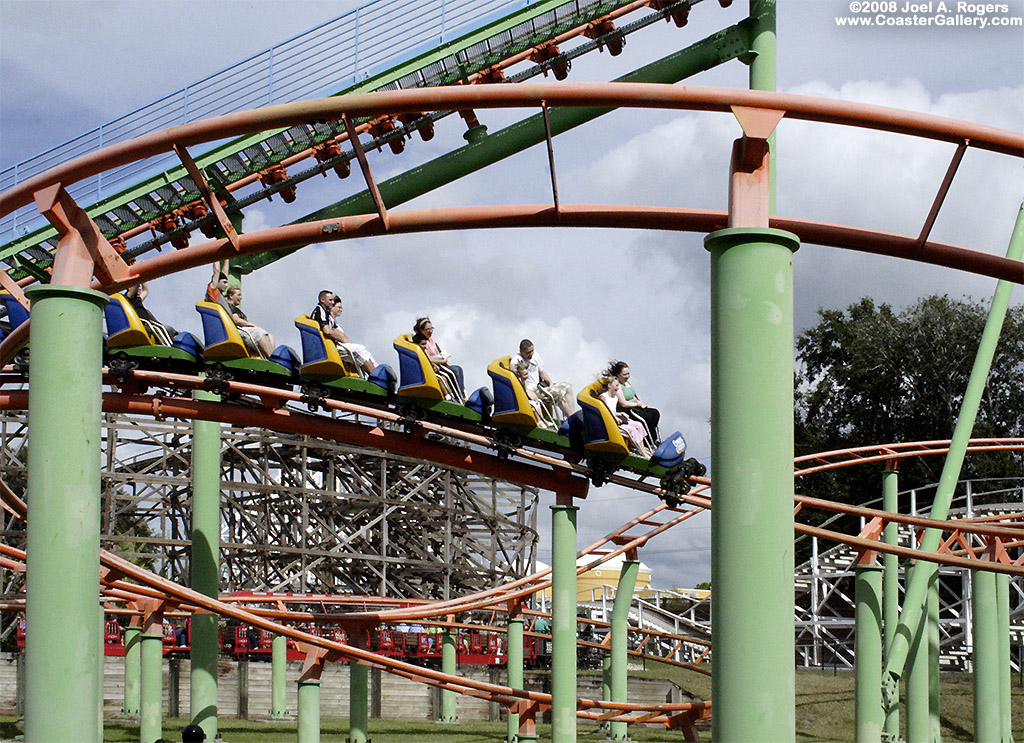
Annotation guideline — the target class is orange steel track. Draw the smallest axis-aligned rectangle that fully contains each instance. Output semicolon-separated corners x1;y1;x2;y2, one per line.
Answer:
2;84;1022;358
1;82;1022;728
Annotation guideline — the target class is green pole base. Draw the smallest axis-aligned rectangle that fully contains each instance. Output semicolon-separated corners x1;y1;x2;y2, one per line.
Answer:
604;733;632;742
297;678;322;743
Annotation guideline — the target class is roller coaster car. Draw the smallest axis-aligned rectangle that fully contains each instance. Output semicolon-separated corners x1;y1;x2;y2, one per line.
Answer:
104;293;202;375
571;381;704;497
294;315;396;399
194;301;299;385
0;291;30;367
393;334;491;422
487;356;569;449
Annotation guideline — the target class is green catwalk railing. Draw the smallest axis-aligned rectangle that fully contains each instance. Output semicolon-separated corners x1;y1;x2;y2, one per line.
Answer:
0;0;519;235
0;0;702;278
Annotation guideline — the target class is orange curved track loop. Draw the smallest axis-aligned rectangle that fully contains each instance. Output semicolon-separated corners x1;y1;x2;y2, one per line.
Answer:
3;85;1023;361
795;439;1024;476
2;84;1021;215
0;539;711;728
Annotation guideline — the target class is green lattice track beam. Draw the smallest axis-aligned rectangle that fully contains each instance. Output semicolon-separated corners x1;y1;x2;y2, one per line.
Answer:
235;21;751;274
1;0;716;280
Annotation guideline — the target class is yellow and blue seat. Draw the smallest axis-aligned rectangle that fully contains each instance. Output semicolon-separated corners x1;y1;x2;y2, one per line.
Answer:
572;380;691;476
0;291;31;368
104;293;201;370
575;380;631;456
488;356;537;427
393;335;490;421
0;291;30;348
294;315;393;397
194;301;298;379
486;356;567;447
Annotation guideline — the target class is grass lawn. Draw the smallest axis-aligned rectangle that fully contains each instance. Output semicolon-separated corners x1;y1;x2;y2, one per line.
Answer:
1;668;1019;741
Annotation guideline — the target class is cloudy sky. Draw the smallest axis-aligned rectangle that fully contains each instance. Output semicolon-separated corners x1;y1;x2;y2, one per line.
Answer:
2;0;1022;587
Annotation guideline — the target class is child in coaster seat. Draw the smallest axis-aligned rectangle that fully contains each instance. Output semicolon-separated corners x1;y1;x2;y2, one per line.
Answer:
597;376;652;457
514;360;558;430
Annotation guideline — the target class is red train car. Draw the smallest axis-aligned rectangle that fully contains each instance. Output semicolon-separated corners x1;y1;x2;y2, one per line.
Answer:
16;616;546;667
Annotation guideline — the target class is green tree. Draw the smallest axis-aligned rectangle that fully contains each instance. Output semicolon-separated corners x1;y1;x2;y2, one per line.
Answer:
794;294;1024;519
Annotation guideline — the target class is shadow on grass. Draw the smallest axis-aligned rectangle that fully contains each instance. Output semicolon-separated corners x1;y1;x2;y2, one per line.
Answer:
938;712;973;740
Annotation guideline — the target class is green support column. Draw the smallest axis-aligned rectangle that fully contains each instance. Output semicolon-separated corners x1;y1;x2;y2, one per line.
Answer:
551;497;579;743
140;612;164;743
190;388;221;740
906;564;931;743
271;634;288;718
297;677;321;743
972;568;999;742
124;623;142;717
440;628;458;722
996;573;1011;743
927;572;940;743
881;468;900;741
507;615;525;743
98;602;106;741
883;202;1024;703
601;655;612;736
608;559;640;742
748;0;778;214
706;228;799;742
855;563;884;743
23;284;108;743
349;661;369;743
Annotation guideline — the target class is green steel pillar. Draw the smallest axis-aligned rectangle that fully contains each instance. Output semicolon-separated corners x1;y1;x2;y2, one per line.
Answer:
190;388;221;740
927;572;940;743
601;654;612;736
881;468;900;741
608;560;640;742
706;227;799;742
551;497;580;743
906;563;932;743
748;0;778;214
297;677;321;743
996;573;1011;743
271;634;288;718
140;610;164;743
23;284;108;743
349;661;369;743
972;567;1000;742
97;602;105;741
883;201;1024;703
855;563;884;743
507;614;525;743
124;622;142;717
440;628;458;722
